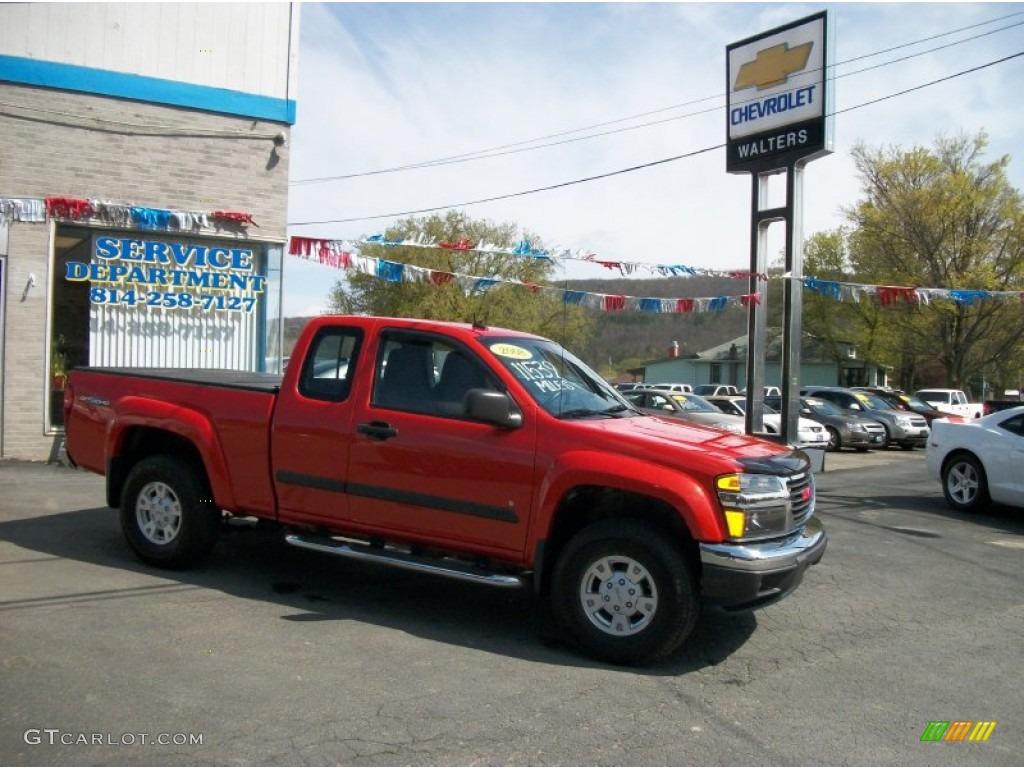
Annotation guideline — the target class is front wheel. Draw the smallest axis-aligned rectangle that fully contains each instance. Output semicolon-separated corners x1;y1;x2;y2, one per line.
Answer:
550;520;698;665
942;453;989;513
120;454;220;569
825;427;841;452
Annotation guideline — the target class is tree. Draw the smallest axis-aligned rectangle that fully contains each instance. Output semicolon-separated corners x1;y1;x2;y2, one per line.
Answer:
842;132;1024;392
802;228;915;383
328;211;592;349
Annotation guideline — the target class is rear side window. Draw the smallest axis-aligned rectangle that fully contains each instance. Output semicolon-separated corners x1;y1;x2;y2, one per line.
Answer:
999;414;1024;436
299;327;363;402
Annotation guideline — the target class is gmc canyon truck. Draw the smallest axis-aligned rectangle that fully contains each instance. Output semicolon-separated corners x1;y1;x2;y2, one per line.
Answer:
64;315;826;665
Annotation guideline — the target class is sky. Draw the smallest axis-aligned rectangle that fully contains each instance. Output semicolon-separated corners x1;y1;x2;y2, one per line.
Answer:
282;1;1024;317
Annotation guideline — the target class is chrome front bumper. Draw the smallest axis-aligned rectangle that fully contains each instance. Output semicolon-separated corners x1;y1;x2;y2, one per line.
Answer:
699;516;827;610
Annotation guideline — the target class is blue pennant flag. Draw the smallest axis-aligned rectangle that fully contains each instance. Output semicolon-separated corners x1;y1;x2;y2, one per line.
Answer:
130;207;171;230
473;278;499;292
804;278;841;299
949;289;990;305
512;239;551;259
377;261;404;282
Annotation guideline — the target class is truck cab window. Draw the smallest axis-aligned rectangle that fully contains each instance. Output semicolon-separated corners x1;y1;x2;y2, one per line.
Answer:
372;336;499;417
300;328;362;401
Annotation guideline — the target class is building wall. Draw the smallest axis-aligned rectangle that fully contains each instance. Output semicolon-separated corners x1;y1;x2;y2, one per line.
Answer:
0;2;298;121
0;2;296;460
2;224;52;458
0;83;289;230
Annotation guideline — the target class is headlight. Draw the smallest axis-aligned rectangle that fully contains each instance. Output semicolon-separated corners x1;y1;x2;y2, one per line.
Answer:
850;423;866;432
712;421;745;434
715;473;791;541
896;417;914;427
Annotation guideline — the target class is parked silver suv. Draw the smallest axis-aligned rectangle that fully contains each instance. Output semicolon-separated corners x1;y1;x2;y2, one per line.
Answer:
799;386;929;450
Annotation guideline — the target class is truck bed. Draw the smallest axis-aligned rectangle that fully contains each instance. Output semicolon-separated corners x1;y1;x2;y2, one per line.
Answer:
74;367;283;393
66;366;281;516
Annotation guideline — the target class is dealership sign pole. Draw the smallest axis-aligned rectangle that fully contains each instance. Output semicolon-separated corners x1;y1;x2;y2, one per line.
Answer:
727;11;833;447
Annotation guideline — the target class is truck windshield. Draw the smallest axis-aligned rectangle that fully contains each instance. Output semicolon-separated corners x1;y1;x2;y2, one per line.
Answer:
486;337;631;418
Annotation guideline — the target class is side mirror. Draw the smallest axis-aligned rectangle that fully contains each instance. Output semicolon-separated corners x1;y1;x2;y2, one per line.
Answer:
466;389;522;428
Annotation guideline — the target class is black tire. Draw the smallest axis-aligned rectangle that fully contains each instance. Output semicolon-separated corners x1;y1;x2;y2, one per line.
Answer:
900;443;916;451
825;427;841;452
879;426;892;449
942;453;990;513
550;520;698;666
120;454;220;569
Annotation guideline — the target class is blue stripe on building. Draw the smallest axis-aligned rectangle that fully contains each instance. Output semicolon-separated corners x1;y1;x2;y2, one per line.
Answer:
0;55;296;124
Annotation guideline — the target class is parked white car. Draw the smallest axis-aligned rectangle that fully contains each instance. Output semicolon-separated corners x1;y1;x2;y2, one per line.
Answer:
915;388;983;420
926;406;1024;512
651;382;693;393
705;395;829;449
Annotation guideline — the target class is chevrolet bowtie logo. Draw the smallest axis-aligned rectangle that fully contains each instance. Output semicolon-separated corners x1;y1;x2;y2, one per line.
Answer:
734;41;813;91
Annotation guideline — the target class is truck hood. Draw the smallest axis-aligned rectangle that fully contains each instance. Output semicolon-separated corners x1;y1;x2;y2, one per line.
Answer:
563;412;794;473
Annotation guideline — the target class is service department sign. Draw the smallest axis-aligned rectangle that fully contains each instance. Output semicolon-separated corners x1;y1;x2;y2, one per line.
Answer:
726;12;832;173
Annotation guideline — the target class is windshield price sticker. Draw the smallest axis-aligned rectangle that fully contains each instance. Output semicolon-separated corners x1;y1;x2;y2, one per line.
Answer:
509;360;578;393
490;343;533;360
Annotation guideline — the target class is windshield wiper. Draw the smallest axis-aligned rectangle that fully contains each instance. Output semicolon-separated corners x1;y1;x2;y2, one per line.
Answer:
558;404;632;419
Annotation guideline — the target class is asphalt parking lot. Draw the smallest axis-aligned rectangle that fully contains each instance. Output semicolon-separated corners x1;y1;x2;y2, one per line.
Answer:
1;449;1021;766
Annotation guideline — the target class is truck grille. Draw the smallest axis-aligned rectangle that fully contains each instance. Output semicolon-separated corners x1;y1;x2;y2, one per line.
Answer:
787;471;815;527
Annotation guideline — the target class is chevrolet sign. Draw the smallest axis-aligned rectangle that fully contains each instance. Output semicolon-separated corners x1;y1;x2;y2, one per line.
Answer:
726;12;832;172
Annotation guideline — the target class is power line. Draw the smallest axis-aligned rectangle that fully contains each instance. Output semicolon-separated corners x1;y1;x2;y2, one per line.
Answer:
288;50;1024;227
290;11;1024;185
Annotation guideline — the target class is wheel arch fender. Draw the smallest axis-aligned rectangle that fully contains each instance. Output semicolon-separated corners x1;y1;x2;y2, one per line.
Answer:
942;447;986;478
105;397;233;510
528;450;723;585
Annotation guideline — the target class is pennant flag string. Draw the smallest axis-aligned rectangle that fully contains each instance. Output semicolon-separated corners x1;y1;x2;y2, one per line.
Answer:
0;195;257;232
287;238;760;314
794;275;1024;306
358;233;765;280
288;236;1023;310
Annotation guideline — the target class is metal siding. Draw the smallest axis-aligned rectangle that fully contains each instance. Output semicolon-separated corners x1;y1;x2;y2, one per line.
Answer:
90;304;258;371
0;2;293;98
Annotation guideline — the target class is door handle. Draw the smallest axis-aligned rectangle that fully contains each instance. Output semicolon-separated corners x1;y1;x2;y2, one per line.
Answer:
357;421;398;441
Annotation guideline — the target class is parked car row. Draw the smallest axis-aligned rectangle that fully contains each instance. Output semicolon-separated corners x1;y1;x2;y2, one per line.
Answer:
622;384;940;453
617;381;1023;514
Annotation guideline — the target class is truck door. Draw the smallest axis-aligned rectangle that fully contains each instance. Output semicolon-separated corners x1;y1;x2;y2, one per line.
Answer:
347;331;537;557
271;324;364;527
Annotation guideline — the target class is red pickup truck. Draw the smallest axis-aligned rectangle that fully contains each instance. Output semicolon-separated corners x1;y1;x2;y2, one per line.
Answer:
64;315;826;665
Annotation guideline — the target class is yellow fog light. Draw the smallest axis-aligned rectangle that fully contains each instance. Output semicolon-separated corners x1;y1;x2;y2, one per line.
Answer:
724;510;746;538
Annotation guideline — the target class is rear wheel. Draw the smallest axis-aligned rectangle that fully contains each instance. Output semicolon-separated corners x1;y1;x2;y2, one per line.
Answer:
550;520;698;665
120;454;220;569
942;453;989;513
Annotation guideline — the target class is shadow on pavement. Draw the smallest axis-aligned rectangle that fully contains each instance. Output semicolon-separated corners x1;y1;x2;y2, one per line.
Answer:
0;504;758;675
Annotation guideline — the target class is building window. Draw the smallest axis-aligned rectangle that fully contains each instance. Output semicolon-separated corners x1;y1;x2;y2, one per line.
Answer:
710;363;722;383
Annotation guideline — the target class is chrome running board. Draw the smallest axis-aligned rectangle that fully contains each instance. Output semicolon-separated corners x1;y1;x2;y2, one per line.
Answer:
284;534;526;588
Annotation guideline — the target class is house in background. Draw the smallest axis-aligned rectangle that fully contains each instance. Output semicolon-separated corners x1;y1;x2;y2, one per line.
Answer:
642;329;890;390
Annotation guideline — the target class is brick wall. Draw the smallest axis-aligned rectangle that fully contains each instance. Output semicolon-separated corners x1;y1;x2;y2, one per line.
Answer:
0;82;290;459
